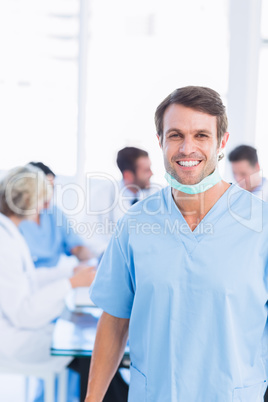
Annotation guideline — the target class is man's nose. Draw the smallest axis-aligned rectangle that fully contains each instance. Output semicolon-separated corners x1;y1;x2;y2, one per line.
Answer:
179;137;196;154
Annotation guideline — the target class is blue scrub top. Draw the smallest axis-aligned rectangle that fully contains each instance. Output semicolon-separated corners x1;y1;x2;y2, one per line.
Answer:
90;185;268;401
19;205;84;268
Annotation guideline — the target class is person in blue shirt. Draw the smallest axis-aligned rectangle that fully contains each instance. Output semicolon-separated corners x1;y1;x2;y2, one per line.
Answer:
85;86;268;402
19;162;92;269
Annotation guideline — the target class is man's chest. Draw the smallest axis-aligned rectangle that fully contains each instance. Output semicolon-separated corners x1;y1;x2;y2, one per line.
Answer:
129;217;268;298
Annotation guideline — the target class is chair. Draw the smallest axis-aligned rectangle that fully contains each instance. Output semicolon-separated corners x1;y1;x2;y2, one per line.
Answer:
0;364;68;402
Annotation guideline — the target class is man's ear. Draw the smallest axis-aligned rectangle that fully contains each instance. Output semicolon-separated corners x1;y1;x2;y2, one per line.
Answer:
156;134;162;148
219;132;229;151
255;162;260;172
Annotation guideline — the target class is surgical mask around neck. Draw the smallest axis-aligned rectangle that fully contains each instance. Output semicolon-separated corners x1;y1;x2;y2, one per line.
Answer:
165;168;221;194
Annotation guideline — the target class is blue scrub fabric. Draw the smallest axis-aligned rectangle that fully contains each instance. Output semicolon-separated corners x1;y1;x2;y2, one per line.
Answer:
90;184;268;402
19;205;84;268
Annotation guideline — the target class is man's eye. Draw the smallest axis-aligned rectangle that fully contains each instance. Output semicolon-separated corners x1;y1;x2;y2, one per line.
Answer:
197;134;208;138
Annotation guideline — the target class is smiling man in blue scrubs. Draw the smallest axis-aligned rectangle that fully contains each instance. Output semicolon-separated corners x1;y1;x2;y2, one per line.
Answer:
85;86;268;401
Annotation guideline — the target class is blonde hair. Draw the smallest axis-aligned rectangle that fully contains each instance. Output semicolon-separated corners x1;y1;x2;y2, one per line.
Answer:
0;166;53;217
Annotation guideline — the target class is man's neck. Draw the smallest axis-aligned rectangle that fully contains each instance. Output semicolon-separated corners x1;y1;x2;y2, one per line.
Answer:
122;180;139;195
172;180;231;231
250;173;262;192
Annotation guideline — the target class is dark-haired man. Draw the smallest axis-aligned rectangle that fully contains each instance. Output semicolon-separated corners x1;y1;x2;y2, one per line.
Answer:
84;147;155;257
86;86;268;401
116;147;152;195
228;144;268;201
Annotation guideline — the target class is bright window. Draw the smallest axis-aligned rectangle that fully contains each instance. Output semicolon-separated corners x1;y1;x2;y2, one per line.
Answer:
256;0;268;178
0;0;79;175
0;0;229;181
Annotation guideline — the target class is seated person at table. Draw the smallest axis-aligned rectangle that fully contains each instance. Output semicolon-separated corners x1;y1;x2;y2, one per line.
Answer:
0;166;95;373
19;162;92;271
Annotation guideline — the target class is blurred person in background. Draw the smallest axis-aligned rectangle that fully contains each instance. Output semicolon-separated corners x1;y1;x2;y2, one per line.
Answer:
228;144;268;201
84;147;158;257
116;146;153;206
19;162;95;401
0;166;95;401
19;162;93;274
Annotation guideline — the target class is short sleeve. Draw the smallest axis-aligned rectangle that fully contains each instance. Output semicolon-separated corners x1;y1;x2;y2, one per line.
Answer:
89;223;135;319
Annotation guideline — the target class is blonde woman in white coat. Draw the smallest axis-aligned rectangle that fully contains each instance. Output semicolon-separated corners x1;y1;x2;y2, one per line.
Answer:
0;166;95;372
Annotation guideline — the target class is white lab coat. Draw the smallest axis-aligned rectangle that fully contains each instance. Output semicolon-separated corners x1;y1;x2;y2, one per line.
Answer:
0;213;72;370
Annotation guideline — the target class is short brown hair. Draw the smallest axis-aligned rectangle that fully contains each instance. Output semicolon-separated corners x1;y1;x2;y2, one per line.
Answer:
116;147;148;174
228;145;258;166
155;86;228;145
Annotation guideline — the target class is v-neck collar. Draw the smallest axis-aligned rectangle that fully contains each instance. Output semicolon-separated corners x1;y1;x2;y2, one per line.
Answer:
163;184;235;256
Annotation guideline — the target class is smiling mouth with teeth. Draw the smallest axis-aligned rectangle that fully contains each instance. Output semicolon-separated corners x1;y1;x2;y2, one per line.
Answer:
177;160;201;167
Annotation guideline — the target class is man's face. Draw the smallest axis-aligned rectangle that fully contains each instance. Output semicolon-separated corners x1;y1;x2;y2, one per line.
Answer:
159;104;228;185
133;156;153;189
231;160;260;191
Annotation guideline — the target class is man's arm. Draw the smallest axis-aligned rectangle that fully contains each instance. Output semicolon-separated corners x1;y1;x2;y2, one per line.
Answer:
85;312;129;402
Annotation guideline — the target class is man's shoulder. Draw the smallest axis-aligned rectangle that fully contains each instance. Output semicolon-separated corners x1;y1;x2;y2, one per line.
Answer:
228;183;262;202
140;182;164;198
122;186;168;218
227;185;268;232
